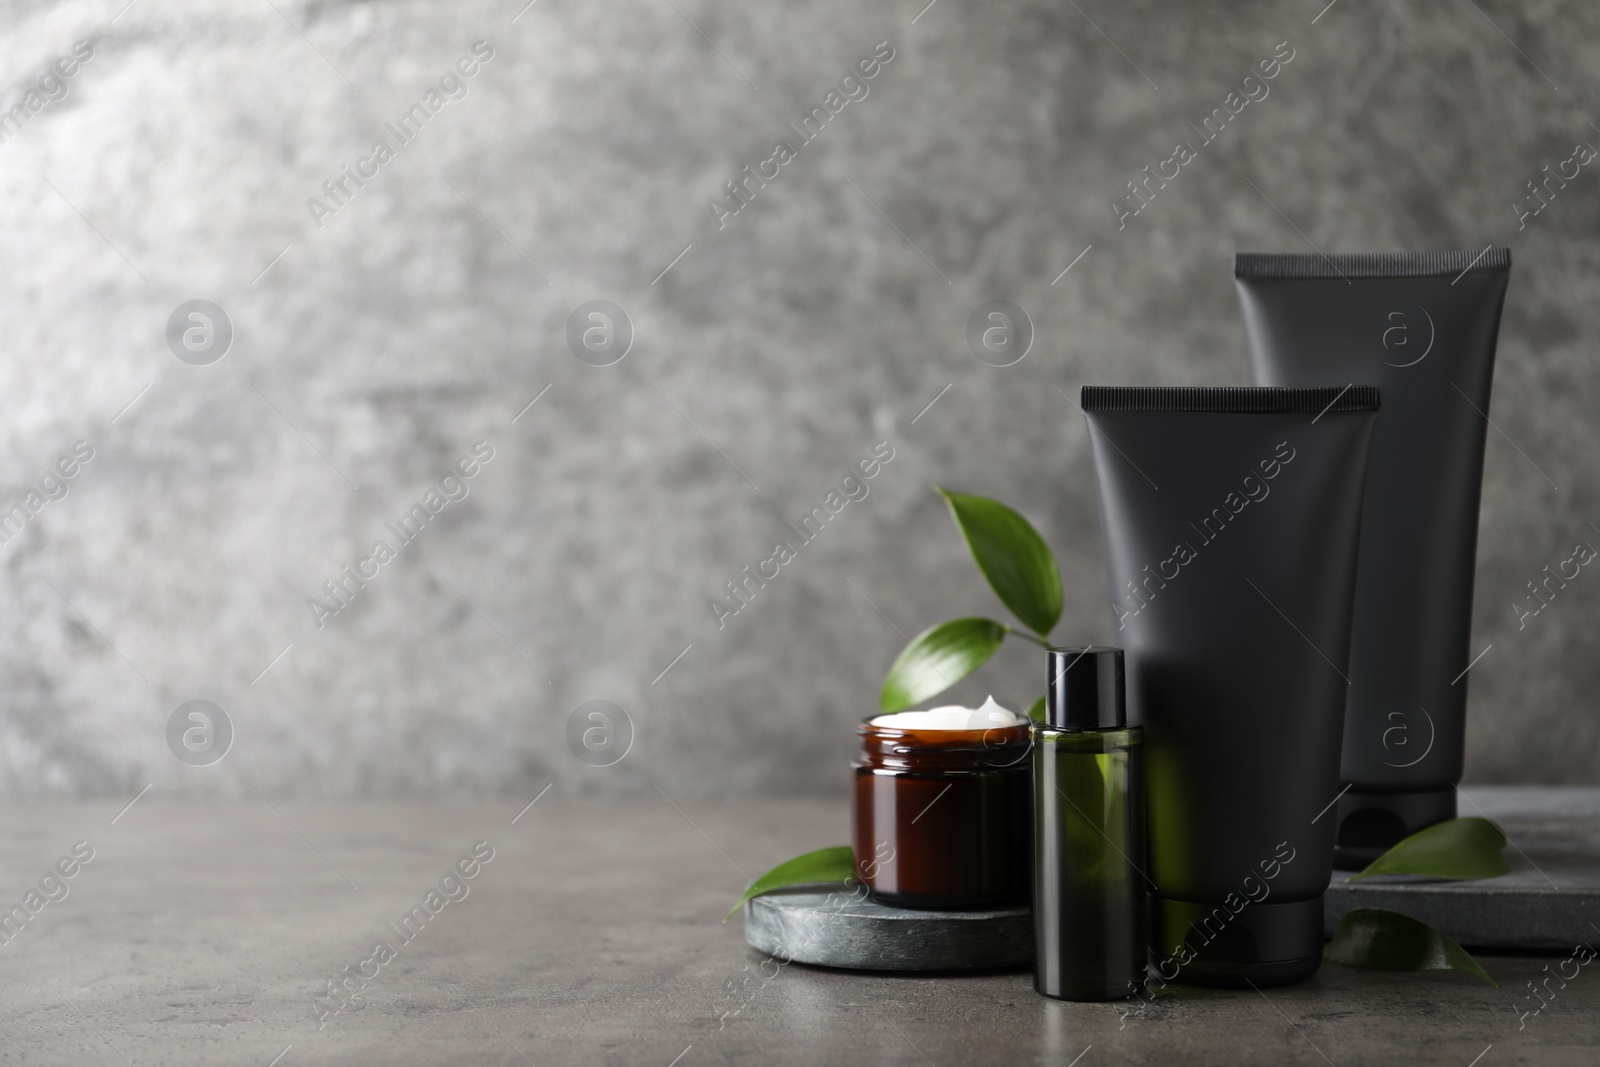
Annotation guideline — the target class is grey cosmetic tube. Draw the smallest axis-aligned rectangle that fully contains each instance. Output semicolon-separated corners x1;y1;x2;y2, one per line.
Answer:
1081;385;1379;987
1235;249;1512;867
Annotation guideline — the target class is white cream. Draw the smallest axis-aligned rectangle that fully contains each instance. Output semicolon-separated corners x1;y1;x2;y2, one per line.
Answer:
870;695;1025;731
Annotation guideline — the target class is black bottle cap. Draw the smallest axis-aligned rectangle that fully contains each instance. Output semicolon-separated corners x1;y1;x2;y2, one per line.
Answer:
1045;646;1125;730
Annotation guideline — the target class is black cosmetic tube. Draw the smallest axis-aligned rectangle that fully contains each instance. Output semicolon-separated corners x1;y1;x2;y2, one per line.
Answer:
1235;250;1512;867
1081;386;1378;987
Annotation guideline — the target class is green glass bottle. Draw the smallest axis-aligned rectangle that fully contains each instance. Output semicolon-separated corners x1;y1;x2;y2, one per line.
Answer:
1032;646;1146;1001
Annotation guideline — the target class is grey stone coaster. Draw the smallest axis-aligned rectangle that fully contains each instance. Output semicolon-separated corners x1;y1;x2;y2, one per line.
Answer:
743;888;1033;971
1325;786;1600;951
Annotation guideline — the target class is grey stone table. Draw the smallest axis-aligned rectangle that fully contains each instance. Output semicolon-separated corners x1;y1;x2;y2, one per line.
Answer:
2;788;1597;1066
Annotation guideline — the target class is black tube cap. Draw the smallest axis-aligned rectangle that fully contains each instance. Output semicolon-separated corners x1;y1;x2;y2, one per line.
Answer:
1045;646;1125;730
1152;895;1324;987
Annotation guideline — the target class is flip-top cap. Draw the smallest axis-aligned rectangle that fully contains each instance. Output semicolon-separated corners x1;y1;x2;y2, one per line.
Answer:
1045;646;1125;730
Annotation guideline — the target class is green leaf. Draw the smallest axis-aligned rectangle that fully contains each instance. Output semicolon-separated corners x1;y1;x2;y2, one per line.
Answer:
879;617;1008;713
1026;695;1046;722
1325;907;1496;986
724;846;854;922
1347;817;1509;882
935;487;1063;637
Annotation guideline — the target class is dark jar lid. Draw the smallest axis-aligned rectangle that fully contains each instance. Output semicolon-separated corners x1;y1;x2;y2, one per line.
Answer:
1044;646;1126;730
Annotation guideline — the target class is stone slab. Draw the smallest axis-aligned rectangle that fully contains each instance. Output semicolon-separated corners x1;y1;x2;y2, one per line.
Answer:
1325;786;1600;950
743;889;1032;971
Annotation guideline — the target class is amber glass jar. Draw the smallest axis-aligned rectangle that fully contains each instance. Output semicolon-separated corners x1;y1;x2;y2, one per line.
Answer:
852;714;1032;909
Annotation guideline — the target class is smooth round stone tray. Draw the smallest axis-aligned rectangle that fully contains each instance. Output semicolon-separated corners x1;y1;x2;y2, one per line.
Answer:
743;887;1033;971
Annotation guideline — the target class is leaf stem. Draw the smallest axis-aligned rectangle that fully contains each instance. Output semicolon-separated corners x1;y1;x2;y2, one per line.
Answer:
1005;626;1052;649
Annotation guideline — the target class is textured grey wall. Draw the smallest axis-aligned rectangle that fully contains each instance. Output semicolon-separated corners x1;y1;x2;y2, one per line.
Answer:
1;0;1595;798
